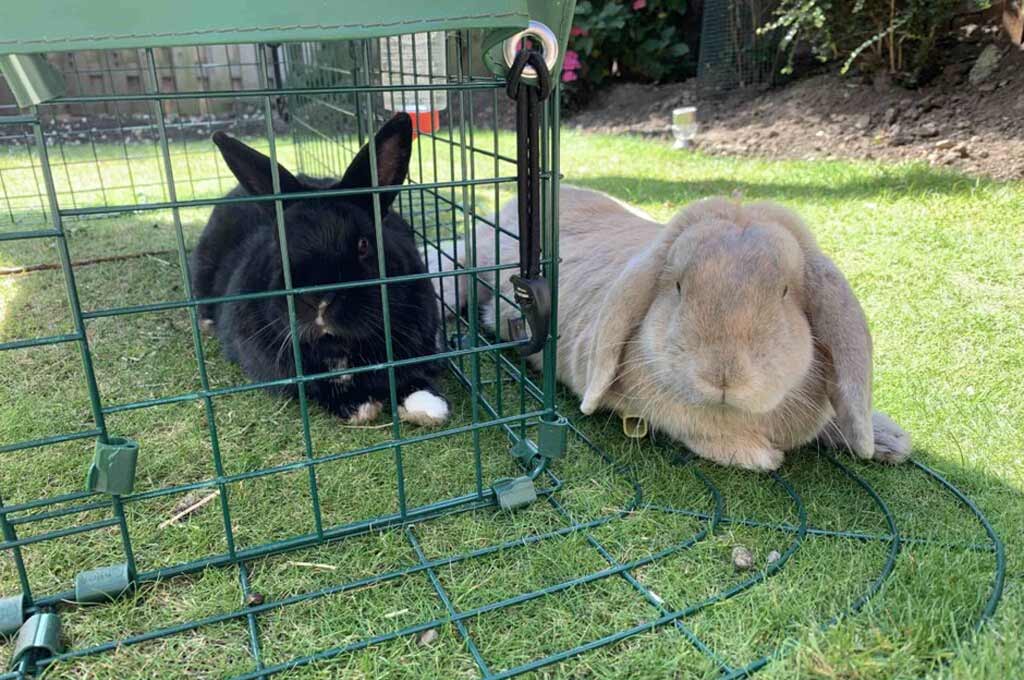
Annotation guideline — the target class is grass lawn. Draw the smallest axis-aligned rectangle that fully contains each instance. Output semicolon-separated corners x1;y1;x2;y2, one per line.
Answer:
0;129;1021;679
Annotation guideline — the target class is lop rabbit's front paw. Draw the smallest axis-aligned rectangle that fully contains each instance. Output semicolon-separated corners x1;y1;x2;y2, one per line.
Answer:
730;446;785;472
690;437;785;473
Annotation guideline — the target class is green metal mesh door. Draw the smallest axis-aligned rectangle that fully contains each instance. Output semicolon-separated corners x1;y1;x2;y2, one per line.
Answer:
0;4;581;672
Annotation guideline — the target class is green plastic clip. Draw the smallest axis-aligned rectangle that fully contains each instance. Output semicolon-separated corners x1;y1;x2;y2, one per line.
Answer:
86;437;139;496
492;476;537;511
510;438;538;465
0;595;24;638
0;55;66;107
538;417;568;460
9;612;61;670
74;563;132;603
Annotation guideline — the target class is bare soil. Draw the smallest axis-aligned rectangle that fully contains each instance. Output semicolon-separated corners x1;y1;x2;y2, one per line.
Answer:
565;25;1024;181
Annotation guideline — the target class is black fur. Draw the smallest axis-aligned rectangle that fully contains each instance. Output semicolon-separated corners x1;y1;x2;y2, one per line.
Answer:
191;113;444;420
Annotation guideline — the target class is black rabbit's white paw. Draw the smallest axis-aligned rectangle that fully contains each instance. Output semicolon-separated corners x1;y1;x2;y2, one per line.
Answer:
398;390;449;427
200;318;215;333
872;411;911;464
347;400;382;425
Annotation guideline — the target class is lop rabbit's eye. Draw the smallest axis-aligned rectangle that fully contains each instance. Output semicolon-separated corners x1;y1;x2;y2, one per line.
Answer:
782;285;789;298
357;237;370;258
675;281;682;295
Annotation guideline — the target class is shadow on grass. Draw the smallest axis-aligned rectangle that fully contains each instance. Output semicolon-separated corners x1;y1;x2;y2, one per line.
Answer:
570;162;994;204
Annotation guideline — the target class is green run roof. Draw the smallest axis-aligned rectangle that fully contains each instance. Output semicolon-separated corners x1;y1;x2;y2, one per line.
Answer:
0;1;530;54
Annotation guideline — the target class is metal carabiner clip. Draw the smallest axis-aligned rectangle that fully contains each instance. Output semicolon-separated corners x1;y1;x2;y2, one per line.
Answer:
508;274;550;357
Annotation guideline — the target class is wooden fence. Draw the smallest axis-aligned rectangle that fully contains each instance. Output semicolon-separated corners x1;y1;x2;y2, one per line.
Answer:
0;45;264;116
1;32;491;119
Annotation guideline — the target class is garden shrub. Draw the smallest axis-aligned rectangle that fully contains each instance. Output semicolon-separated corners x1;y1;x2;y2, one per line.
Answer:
562;0;697;109
765;0;992;84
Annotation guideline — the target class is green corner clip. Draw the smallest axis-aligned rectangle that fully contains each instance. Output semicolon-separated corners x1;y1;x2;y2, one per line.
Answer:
510;438;538;465
9;612;61;671
86;437;139;496
510;418;568;464
0;595;24;638
75;563;132;603
537;417;568;459
492;476;538;511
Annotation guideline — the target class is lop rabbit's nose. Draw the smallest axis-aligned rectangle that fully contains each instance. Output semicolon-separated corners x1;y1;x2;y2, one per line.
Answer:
699;369;729;391
716;369;729;391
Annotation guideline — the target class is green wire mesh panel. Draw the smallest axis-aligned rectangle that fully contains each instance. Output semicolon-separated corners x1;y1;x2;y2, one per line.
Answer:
0;20;1006;680
697;0;784;97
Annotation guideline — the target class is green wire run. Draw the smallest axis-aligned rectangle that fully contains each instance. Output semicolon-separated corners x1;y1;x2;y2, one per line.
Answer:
0;29;1005;680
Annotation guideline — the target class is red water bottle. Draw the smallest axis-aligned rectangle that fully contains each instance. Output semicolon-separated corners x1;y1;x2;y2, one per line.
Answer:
380;31;447;138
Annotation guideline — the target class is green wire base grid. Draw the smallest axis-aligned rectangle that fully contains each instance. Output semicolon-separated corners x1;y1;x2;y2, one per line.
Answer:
0;350;1006;679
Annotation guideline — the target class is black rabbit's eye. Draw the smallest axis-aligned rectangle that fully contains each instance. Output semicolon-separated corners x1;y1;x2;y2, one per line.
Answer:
782;285;788;298
357;237;370;258
675;281;682;295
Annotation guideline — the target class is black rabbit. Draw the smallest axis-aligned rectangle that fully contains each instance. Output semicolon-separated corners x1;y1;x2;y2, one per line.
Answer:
191;113;448;426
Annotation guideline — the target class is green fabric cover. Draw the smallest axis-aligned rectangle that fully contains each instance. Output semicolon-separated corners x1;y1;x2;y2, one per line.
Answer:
0;1;530;54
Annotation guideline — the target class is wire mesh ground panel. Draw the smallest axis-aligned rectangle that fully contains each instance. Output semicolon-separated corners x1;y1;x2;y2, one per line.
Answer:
0;5;1006;679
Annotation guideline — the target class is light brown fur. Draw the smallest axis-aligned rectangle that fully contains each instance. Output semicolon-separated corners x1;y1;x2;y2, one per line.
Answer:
438;186;910;471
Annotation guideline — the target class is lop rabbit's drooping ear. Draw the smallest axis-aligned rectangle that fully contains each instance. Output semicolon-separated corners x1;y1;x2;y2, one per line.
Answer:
579;236;670;414
803;252;874;457
745;201;876;459
335;113;413;214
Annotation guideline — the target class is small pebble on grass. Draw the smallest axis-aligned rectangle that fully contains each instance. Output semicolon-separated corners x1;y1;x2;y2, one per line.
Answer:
416;628;439;646
732;546;754;571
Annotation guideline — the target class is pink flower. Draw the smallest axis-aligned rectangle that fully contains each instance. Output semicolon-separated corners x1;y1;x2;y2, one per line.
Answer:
632;0;646;9
570;26;587;37
562;70;579;82
562;50;582;70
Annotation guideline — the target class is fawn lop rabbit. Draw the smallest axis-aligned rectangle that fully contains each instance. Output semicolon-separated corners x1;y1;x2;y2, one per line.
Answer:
440;186;910;471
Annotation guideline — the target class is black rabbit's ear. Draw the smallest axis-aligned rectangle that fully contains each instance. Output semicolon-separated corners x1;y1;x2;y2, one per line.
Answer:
335;113;413;213
212;132;305;200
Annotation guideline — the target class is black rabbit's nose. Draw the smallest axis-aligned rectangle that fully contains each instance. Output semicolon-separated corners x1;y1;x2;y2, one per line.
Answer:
314;298;331;328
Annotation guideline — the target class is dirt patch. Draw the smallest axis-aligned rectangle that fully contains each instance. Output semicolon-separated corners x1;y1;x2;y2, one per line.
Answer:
565;25;1024;181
